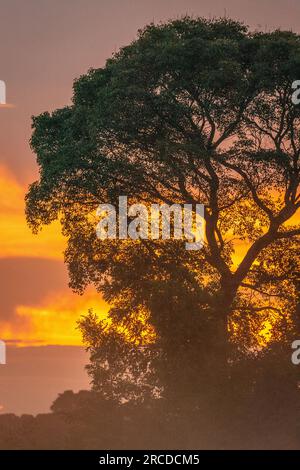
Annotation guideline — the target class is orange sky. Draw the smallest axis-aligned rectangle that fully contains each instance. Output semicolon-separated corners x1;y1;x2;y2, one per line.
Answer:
0;165;109;346
0;165;64;260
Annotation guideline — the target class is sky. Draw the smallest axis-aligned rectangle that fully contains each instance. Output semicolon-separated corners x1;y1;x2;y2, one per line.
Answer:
0;0;299;415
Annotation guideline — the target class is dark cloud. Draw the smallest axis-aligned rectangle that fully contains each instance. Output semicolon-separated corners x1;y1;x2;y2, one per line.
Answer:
0;257;68;319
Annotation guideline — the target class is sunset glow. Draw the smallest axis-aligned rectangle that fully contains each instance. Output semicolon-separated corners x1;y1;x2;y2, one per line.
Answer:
0;165;109;346
0;166;65;260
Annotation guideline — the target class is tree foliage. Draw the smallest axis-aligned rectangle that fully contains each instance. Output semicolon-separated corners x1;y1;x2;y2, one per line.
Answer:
26;17;300;401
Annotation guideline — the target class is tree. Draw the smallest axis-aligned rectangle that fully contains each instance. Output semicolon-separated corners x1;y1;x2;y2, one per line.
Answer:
26;17;300;400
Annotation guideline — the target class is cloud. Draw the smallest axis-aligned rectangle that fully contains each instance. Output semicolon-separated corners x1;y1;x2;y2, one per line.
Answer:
0;165;65;260
0;288;108;347
0;257;68;320
0;165;108;347
0;103;15;109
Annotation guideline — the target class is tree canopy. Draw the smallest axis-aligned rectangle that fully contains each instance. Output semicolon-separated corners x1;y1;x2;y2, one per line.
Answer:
26;17;300;401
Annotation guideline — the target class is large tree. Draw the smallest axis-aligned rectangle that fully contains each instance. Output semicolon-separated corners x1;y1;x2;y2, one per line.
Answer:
26;17;300;400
